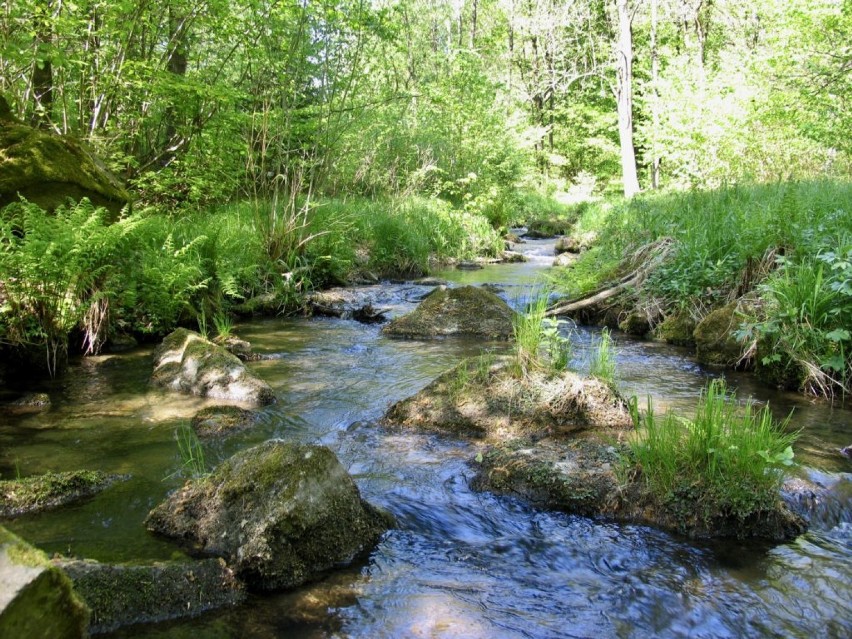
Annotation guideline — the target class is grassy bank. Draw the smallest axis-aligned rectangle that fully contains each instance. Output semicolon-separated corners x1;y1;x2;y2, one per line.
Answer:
549;181;852;397
0;195;503;375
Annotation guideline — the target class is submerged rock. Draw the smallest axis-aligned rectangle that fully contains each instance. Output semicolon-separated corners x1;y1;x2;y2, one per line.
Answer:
151;328;275;406
383;360;632;439
472;439;807;541
0;104;130;215
382;285;516;340
57;557;244;634
190;405;260;438
145;441;393;591
0;526;89;638
2;392;51;415
0;470;127;518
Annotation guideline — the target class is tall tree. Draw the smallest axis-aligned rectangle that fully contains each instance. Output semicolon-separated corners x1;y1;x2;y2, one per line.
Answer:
615;0;640;196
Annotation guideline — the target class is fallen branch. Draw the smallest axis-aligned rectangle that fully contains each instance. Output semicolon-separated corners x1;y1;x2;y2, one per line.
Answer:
546;238;674;318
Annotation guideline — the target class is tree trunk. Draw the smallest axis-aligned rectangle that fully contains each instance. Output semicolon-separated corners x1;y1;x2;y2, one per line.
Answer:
31;1;54;129
615;0;640;198
650;0;661;188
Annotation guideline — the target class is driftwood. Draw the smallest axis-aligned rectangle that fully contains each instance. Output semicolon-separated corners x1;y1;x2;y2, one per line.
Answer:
546;238;674;317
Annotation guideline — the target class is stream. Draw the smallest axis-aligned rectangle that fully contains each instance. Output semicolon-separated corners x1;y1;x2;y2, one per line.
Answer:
1;237;851;638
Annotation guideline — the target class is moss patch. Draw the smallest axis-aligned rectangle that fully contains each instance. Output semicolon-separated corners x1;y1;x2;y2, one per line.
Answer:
0;120;129;216
0;525;89;638
655;311;696;346
57;557;244;634
694;302;746;366
0;470;127;519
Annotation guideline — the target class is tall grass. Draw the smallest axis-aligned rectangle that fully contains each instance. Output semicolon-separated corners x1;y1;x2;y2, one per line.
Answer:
630;380;797;522
589;328;617;384
511;290;573;376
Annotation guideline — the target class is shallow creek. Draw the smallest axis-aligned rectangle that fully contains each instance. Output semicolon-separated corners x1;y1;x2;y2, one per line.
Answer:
1;238;851;638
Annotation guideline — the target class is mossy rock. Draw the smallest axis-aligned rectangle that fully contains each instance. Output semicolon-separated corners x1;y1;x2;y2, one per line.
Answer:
231;293;281;317
382;285;516;340
145;441;393;591
0;470;127;519
190;405;260;438
151;328;275;406
0;118;130;217
655;311;696;347
57;557;244;634
0;526;89;638
471;439;621;517
753;341;807;391
693;302;745;367
383;360;633;440
2;392;51;415
618;311;650;337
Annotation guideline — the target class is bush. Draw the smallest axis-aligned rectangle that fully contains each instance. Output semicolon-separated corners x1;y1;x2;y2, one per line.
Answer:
629;380;798;524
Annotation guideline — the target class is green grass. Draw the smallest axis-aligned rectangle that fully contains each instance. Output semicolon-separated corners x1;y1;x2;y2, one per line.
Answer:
511;290;574;376
589;328;616;384
551;180;852;396
629;380;798;523
170;424;207;479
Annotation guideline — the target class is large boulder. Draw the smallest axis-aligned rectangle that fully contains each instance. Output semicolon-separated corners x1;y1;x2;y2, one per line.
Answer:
151;328;275;406
57;557;244;634
382;285;516;340
0;98;130;216
0;526;89;638
0;470;127;518
383;359;633;439
145;441;393;591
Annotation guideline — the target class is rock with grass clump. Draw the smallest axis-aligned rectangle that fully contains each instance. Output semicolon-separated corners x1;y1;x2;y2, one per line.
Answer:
382;285;516;340
151;328;275;406
383;360;632;439
190;405;260;438
0;100;130;216
471;439;806;541
56;557;244;634
145;441;393;591
0;470;127;518
0;526;89;638
694;302;745;366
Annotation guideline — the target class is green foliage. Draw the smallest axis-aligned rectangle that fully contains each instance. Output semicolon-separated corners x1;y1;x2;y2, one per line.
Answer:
629;380;798;523
0;199;136;373
589;328;617;385
213;312;234;340
511;292;573;376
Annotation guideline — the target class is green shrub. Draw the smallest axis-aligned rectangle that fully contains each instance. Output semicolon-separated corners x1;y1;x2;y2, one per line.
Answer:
629;380;798;523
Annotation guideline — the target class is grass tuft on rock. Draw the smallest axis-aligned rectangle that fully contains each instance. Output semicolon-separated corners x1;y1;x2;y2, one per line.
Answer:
629;379;798;525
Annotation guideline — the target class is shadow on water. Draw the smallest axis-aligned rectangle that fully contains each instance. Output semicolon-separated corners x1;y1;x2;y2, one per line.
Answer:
2;236;851;638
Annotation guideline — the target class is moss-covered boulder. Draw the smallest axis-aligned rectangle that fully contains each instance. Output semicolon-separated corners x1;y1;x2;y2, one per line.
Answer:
190;405;260;438
215;335;257;361
145;441;393;591
471;439;807;541
655;311;696;347
0;470;127;519
383;360;632;440
151;328;275;406
694;302;745;367
0;526;89;638
0;112;130;216
57;557;244;634
2;392;51;415
382;285;516;340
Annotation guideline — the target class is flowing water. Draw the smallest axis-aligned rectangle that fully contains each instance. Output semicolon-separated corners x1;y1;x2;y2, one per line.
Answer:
1;238;850;638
